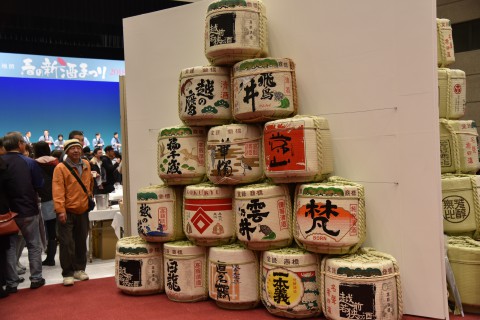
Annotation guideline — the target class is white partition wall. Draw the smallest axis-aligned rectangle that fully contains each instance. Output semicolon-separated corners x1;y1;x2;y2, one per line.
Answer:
123;1;447;317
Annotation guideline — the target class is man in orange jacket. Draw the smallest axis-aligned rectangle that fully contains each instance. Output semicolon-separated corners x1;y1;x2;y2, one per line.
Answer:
52;139;94;286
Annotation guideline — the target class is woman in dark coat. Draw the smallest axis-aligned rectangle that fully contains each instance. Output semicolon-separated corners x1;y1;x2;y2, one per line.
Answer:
0;138;11;298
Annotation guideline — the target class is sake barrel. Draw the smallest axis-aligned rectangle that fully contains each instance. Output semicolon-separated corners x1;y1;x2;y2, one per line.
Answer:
184;183;236;246
261;247;321;318
442;174;480;239
440;119;480;174
178;66;232;126
205;0;268;66
137;185;185;242
438;68;466;119
164;241;208;302
437;18;455;67
157;125;207;185
232;58;297;123
209;243;260;309
206;124;263;184
447;236;480;313
294;177;366;254
321;248;403;320
264;115;334;183
235;182;293;251
115;236;164;295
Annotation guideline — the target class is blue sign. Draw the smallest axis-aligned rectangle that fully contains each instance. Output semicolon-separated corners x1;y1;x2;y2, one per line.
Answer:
0;52;125;82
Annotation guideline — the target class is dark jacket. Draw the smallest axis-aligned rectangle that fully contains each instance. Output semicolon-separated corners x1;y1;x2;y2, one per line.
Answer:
100;156;119;194
0;152;44;217
35;156;59;203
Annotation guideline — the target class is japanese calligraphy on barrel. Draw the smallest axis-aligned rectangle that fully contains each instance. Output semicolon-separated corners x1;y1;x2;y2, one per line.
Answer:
157;125;207;185
440;119;480;174
163;241;208;302
437;18;455;67
205;0;268;66
206;123;263;184
321;248;403;320
136;185;185;242
261;247;321;318
234;182;292;251
232;58;297;123
447;236;480;312
208;243;260;309
442;174;480;239
438;68;466;119
115;236;164;295
183;183;236;246
263;115;334;183
294;178;366;254
179;66;232;126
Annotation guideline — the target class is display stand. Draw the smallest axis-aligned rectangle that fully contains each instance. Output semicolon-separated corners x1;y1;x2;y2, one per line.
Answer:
123;0;447;318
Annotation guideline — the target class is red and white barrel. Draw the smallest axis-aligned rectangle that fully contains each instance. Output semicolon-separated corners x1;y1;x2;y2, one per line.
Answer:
183;183;236;246
263;115;334;183
178;66;232;126
294;178;366;254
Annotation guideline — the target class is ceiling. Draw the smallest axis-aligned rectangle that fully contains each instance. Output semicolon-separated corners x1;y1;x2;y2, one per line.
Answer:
0;0;191;60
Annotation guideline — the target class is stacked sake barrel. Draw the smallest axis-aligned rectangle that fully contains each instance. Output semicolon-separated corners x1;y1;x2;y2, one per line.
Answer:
126;1;403;318
438;18;480;314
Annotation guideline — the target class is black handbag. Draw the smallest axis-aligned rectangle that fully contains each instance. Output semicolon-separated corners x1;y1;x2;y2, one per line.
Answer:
63;162;96;212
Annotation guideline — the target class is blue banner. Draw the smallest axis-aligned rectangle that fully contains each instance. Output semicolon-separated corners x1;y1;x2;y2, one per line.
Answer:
0;52;125;82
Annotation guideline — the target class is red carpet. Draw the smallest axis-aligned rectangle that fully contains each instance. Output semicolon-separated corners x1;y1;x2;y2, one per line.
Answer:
0;277;477;320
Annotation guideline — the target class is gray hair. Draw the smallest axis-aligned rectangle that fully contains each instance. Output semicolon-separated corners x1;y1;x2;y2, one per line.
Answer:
3;131;24;151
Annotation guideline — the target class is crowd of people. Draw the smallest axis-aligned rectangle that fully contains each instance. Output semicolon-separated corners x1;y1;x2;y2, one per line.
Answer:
23;130;122;153
0;129;122;298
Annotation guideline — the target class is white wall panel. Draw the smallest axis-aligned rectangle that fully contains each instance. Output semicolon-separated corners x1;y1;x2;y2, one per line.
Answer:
124;1;446;317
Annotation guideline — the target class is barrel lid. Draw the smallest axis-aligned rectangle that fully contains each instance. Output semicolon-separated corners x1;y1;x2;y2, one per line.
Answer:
324;248;396;277
235;182;288;199
164;240;207;256
263;246;318;266
440;119;477;133
180;65;230;78
265;115;330;131
233;58;294;74
116;236;162;254
137;185;176;201
185;182;234;198
208;123;262;144
297;182;361;198
207;0;264;13
158;125;207;139
442;174;480;191
437;68;465;79
209;242;257;263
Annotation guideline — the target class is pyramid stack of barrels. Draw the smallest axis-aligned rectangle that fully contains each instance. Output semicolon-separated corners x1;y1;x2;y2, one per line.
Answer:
437;17;480;313
115;1;404;319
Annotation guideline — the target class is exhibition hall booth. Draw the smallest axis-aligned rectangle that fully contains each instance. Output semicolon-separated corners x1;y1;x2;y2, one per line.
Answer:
122;0;447;318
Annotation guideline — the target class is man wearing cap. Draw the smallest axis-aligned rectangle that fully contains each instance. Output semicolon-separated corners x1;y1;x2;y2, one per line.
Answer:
52;139;94;286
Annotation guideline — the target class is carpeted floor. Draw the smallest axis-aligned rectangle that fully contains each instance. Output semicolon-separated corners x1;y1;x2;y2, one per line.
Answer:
0;277;477;320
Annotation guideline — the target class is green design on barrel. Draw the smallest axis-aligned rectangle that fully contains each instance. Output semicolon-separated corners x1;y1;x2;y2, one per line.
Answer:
208;0;247;11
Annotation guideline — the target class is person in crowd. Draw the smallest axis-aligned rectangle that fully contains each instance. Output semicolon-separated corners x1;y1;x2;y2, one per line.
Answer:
83;136;90;148
0;137;10;298
23;131;32;145
90;147;105;195
54;134;64;151
92;133;104;149
33;142;59;266
23;143;34;158
111;132;121;152
1;132;45;292
101;146;121;194
114;151;122;184
51;150;63;160
60;130;86;162
83;146;93;160
38;130;54;151
52;139;93;286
